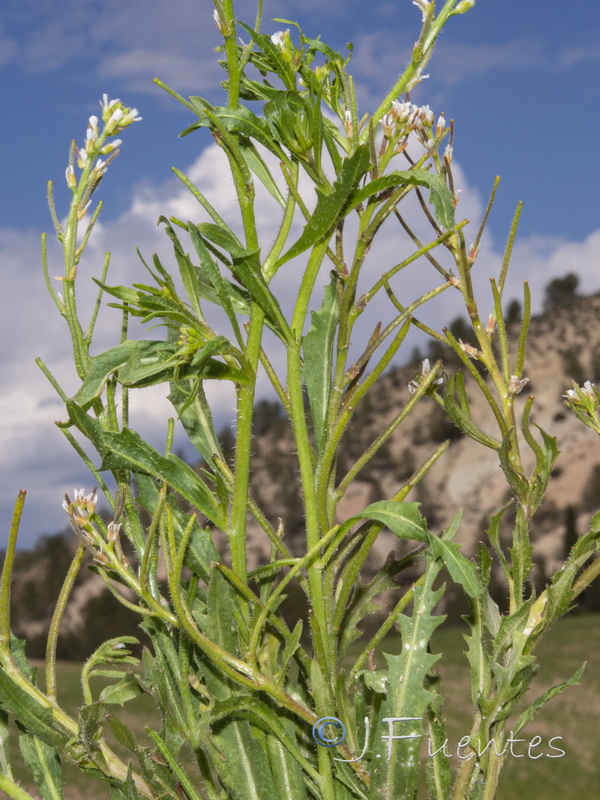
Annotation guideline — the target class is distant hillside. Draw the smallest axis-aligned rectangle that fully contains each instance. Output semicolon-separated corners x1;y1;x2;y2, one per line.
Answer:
4;290;600;659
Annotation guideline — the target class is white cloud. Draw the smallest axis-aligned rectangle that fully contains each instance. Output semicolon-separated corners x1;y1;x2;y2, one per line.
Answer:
559;42;600;67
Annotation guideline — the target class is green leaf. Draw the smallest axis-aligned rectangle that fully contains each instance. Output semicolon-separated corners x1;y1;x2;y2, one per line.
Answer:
190;100;282;155
301;273;340;454
443;373;501;449
427;522;480;599
512;663;586;737
134;474;220;583
206;696;315;797
99;427;226;529
277;144;372;267
192;222;293;344
354;500;429;543
485;502;512;584
186;218;244;345
425;672;453;800
237;24;298;89
105;716;138;754
201;716;279;800
396;170;456;231
99;672;144;706
110;763;139;800
17;732;63;800
509;505;533;599
238;140;286;208
369;559;445;799
168;379;224;465
72;341;176;408
498;430;529;500
0;670;60;748
65;399;108;456
146;727;204;800
157;216;206;319
0;707;11;780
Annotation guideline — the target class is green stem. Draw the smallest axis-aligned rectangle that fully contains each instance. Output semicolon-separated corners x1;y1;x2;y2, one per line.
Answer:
572;556;600;599
0;775;37;800
222;0;241;109
45;542;87;703
0;491;26;653
360;0;464;139
230;307;264;585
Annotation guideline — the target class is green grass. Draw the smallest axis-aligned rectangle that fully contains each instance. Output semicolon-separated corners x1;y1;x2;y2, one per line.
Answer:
5;614;599;799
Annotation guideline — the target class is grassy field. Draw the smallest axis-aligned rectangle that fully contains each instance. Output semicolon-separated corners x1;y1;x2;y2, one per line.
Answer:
5;613;599;799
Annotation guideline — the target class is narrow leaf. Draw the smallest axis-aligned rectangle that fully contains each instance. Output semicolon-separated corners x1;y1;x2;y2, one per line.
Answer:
512;663;586;736
427;532;480;599
17;733;64;800
277;145;371;266
99;427;225;528
301;273;340;453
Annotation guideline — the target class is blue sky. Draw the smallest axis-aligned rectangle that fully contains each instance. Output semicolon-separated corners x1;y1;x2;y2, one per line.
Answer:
2;0;600;547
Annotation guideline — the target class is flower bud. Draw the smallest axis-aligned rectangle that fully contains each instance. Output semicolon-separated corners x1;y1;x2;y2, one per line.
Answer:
65;165;76;189
413;0;431;21
77;148;89;169
100;138;122;155
344;109;353;136
454;0;476;14
458;339;481;359
107;521;122;541
420;105;434;127
381;113;395;138
508;374;529;395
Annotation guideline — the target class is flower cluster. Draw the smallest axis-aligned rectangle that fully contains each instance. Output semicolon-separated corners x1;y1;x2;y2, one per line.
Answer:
65;95;141;197
62;487;98;522
380;100;446;154
563;379;600;435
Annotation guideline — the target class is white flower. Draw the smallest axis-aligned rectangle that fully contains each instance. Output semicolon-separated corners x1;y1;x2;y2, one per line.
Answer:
118;107;142;126
92;158;107;177
583;380;596;397
271;30;287;47
406;68;429;92
420;105;434;127
63;488;98;521
100;94;121;122
212;8;224;33
408;358;443;394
